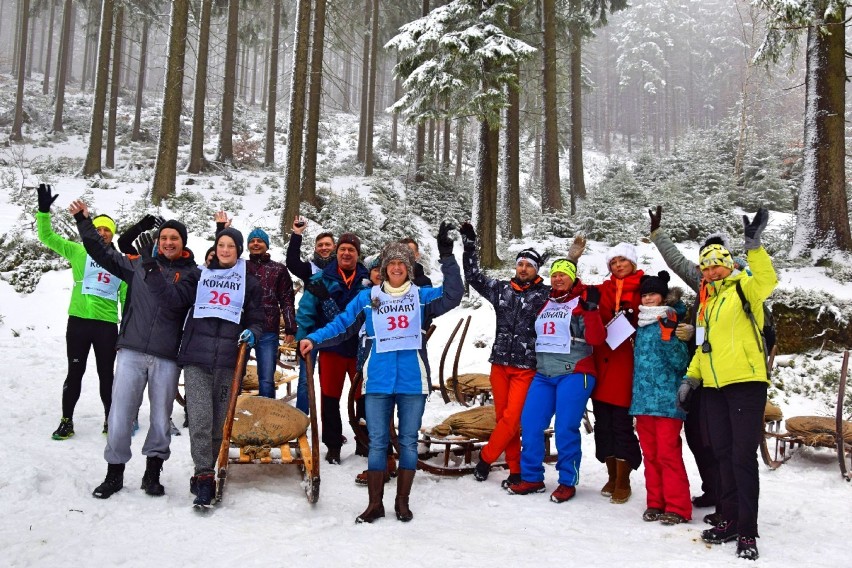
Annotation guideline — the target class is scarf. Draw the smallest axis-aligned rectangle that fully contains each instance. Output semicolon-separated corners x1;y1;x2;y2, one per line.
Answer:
382;280;412;297
637;305;671;327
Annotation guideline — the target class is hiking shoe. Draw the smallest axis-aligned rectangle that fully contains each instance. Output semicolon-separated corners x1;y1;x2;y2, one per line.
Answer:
190;475;198;496
506;480;545;495
325;447;341;465
692;493;715;508
52;418;75;440
550;484;576;503
473;459;490;482
92;464;125;499
736;536;759;560
193;475;215;508
642;507;664;522
501;473;522;489
704;512;723;526
701;520;738;544
659;511;688;525
141;456;165;496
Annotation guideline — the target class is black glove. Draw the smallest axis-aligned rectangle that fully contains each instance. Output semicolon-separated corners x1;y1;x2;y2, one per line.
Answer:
579;287;600;311
743;207;769;250
459;222;476;252
304;280;330;301
37;183;59;213
137;214;165;231
649;205;662;234
437;221;455;258
135;233;156;262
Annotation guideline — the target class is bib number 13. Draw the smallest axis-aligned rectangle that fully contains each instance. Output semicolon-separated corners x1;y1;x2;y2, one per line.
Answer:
386;315;409;331
541;322;556;335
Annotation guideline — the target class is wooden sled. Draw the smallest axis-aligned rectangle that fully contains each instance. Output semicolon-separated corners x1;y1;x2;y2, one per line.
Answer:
763;350;851;479
435;316;492;407
215;345;321;505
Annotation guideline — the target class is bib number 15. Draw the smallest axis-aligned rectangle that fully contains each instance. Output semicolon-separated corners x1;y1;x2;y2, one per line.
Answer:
386;315;409;331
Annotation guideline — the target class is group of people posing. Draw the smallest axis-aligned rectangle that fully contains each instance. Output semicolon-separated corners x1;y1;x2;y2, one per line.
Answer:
38;182;776;560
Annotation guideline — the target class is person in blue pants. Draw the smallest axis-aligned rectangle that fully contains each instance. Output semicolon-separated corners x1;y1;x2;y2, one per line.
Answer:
509;255;606;503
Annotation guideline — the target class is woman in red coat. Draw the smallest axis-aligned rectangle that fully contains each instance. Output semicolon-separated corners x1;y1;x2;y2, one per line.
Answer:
591;243;644;504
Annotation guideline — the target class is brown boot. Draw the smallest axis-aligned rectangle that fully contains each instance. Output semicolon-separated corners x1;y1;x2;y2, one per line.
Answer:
610;459;632;504
600;456;617;497
394;469;415;522
355;471;386;523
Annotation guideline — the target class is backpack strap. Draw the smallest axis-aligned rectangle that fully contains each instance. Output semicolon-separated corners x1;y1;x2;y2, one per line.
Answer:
735;279;768;364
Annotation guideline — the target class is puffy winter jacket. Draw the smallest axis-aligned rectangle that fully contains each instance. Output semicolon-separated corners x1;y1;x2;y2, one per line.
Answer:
535;281;607;378
591;269;645;408
296;258;370;358
247;253;296;335
686;246;777;389
142;258;265;371
306;256;463;394
463;249;551;370
629;299;690;419
76;214;199;361
38;212;127;323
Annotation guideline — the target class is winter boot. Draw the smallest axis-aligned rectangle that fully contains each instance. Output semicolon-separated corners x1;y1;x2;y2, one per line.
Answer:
642;507;664;522
193;474;215;508
550;484;576;503
701;519;738;544
92;463;125;499
600;456;617;497
52;418;75;440
394;469;416;522
610;459;632;504
736;536;759;560
703;512;723;526
356;471;386;523
506;480;546;495
692;493;716;508
659;512;688;525
190;475;198;496
325;447;341;465
473;459;491;482
141;456;165;496
501;473;522;489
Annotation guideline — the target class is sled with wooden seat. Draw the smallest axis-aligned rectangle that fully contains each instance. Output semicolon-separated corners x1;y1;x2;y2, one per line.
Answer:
763;350;851;480
435;316;492;407
215;345;321;504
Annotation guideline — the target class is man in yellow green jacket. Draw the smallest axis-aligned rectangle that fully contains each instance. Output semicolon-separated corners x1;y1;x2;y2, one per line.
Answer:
677;208;777;561
36;184;127;440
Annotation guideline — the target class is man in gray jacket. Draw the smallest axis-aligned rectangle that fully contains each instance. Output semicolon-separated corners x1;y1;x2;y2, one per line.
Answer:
70;199;200;500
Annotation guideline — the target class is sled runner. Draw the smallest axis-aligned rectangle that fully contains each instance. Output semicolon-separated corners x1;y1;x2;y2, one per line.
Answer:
215;345;321;505
435;316;493;407
763;350;851;480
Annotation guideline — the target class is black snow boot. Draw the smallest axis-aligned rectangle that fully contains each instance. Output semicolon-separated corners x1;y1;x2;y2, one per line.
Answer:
736;536;759;560
193;474;215;509
473;459;491;482
141;456;165;496
92;463;125;499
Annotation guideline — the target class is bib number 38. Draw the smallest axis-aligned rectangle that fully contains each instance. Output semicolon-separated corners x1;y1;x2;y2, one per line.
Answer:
386;315;410;331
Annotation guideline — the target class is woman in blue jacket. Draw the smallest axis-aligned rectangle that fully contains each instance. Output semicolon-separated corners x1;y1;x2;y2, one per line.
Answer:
300;223;461;524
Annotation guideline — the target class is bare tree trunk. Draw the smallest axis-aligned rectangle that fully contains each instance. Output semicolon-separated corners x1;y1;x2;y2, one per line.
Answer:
187;0;212;173
567;0;585;214
216;0;239;164
454;118;464;180
10;0;31;142
364;0;379;175
301;0;327;203
52;0;74;133
264;0;281;166
261;15;270;112
475;119;500;268
505;6;521;238
390;59;400;153
356;0;371;162
106;5;124;169
26;6;36;79
12;0;22;78
342;50;352;112
81;7;93;90
541;0;561;212
442;113;451;171
151;0;190;205
82;0;114;175
42;0;56;95
131;18;149;142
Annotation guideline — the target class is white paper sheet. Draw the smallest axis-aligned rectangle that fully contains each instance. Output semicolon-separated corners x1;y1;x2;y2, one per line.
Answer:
604;311;636;350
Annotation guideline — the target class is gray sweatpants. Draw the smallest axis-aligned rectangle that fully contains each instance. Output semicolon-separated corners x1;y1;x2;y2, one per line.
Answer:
104;349;180;464
184;365;234;475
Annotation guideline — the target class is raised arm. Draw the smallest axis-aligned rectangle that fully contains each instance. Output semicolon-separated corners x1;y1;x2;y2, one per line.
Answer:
423;221;464;319
648;206;702;292
286;231;313;282
459;222;500;304
71;200;136;282
117;214;164;255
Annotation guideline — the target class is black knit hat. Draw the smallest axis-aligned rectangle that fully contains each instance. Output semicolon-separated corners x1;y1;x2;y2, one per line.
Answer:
639;270;670;298
215;227;244;257
516;248;544;271
158;219;188;247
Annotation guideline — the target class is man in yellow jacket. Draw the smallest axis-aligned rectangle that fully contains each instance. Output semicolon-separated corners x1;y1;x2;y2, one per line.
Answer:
677;208;776;561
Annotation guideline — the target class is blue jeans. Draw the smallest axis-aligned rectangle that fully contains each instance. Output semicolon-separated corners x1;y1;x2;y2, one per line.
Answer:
296;358;310;414
254;332;280;399
364;393;426;471
520;372;595;487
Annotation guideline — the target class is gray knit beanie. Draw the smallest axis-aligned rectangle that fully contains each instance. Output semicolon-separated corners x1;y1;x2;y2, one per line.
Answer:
380;242;415;282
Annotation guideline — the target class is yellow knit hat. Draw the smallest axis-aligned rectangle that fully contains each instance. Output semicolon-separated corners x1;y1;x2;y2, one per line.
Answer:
550;259;577;281
699;243;733;270
92;215;117;235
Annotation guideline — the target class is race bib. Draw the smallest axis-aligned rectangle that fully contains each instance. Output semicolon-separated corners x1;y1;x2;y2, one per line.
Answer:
194;259;247;324
81;255;122;301
535;298;579;353
370;285;422;353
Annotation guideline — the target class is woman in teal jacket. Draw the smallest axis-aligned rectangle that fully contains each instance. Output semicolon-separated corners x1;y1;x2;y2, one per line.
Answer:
36;184;126;439
300;224;461;524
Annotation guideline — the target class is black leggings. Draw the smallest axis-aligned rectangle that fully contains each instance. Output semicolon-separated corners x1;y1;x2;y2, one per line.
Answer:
63;316;118;419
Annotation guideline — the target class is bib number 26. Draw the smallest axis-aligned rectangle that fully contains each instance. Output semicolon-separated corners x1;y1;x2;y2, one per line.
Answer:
209;291;231;306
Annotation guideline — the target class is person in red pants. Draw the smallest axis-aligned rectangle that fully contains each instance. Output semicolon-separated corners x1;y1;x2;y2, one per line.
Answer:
459;223;552;487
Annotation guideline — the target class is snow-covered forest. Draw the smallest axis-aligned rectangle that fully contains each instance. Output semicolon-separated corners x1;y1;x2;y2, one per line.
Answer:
0;0;850;565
